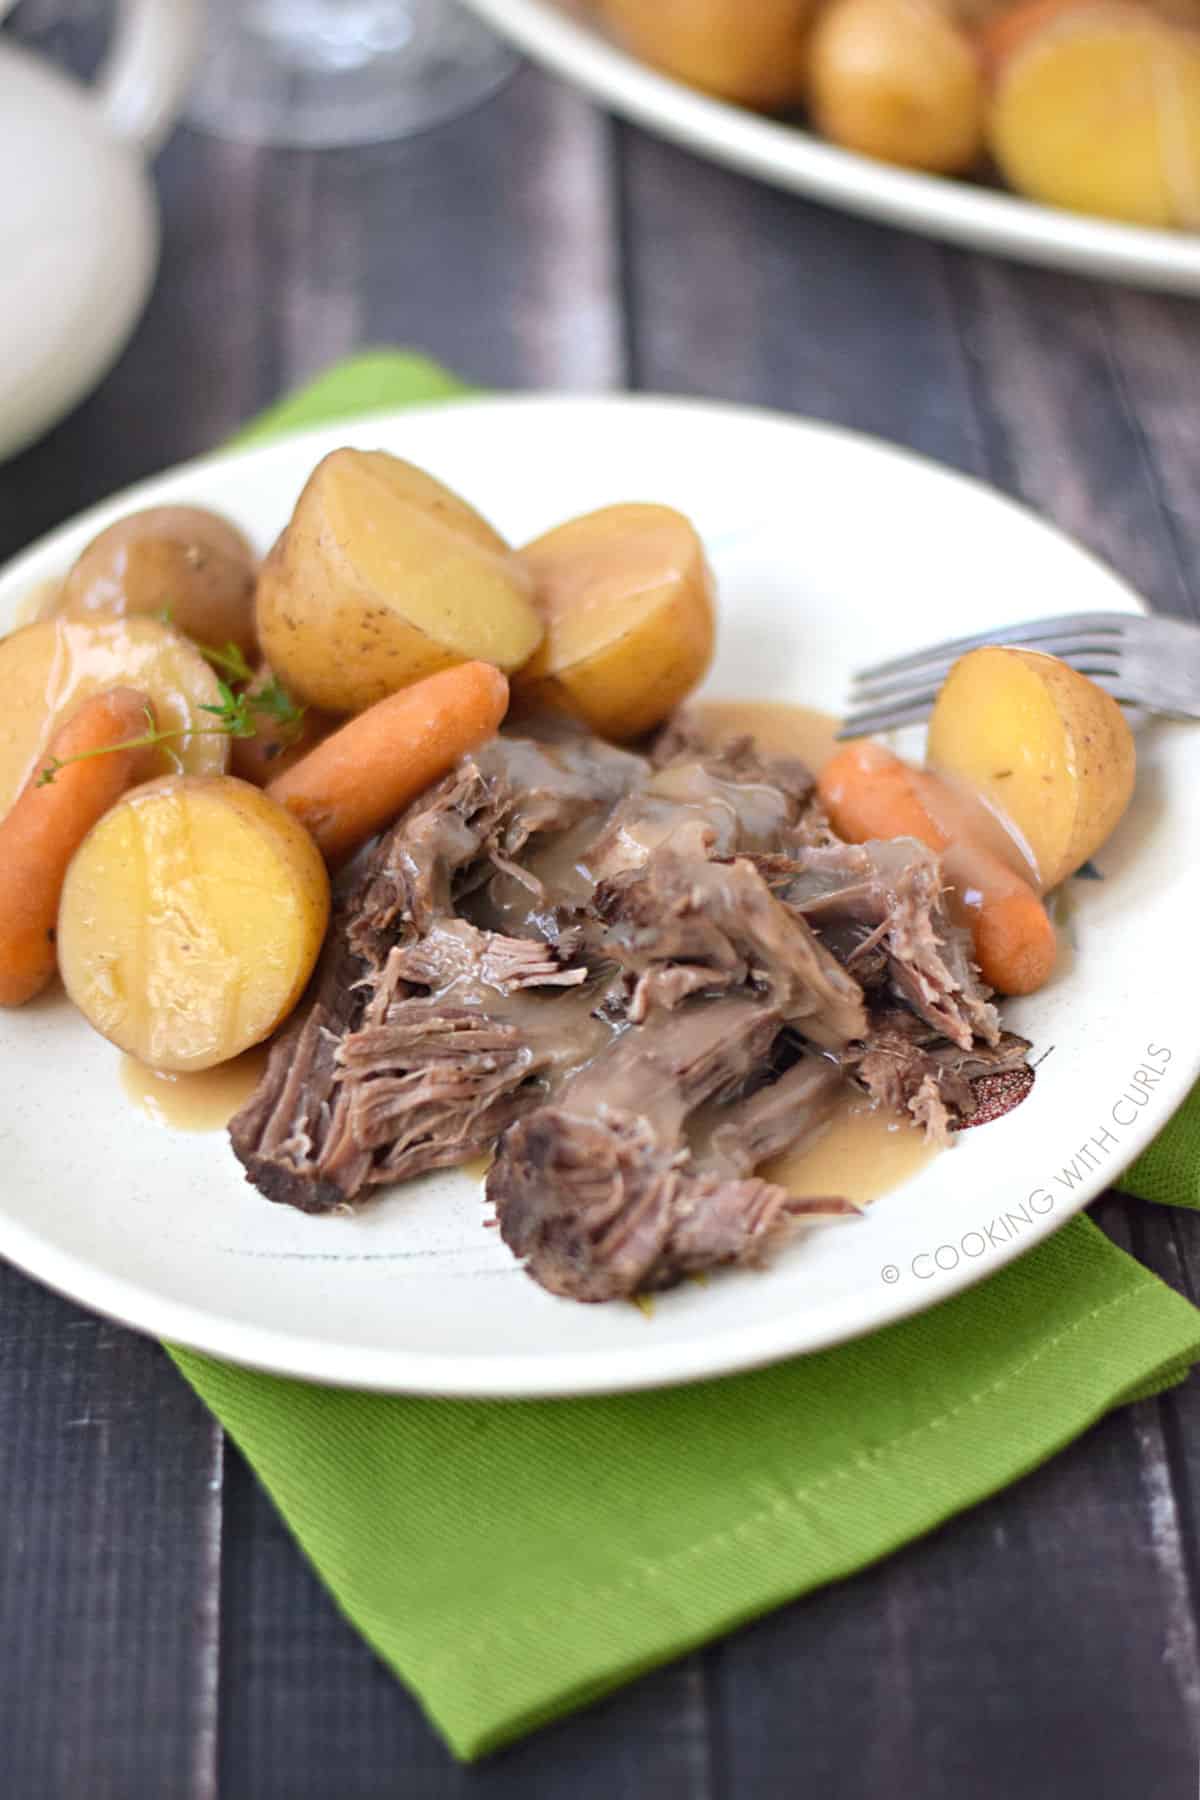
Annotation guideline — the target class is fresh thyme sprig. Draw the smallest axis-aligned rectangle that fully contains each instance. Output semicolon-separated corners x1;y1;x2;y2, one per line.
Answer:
36;704;256;787
36;636;309;786
199;679;260;740
196;639;254;684
196;642;307;744
250;673;306;734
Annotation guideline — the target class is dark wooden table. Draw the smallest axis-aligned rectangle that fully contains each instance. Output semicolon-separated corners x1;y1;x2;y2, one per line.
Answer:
4;14;1200;1797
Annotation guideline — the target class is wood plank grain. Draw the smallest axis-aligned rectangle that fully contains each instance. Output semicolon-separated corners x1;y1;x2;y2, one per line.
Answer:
947;246;1200;1771
192;72;704;1800
703;1416;1198;1799
617;122;1200;1798
942;255;1197;619
0;62;625;568
2;46;1199;1794
1130;1195;1200;1739
216;1445;709;1799
1101;289;1200;620
0;126;283;561
0;65;686;1800
0;1266;222;1800
692;1204;1196;1800
0;42;232;1800
358;65;626;389
615;130;987;475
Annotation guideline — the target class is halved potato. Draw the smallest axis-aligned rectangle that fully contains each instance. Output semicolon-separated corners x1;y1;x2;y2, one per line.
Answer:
0;616;230;822
513;503;716;742
984;3;1200;228
256;449;542;714
55;505;259;657
925;645;1136;891
58;775;330;1073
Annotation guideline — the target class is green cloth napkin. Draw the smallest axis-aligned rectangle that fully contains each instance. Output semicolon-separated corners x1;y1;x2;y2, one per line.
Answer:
1125;1080;1200;1210
169;352;1200;1761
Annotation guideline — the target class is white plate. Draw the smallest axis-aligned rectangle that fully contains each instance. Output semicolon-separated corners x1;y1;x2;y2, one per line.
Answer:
1;396;1196;1395
463;0;1200;296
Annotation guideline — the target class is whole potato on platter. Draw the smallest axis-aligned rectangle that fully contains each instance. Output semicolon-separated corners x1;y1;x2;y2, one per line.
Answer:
597;0;817;106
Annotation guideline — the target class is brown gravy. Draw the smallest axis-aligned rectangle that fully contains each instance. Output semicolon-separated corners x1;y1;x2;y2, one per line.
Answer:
120;1046;268;1132
699;700;1036;885
118;698;940;1211
764;1093;935;1206
913;765;1040;890
696;698;842;774
697;698;940;1206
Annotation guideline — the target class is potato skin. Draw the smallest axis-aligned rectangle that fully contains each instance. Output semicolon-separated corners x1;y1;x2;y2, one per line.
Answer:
514;503;716;742
598;0;816;107
230;664;336;786
516;588;714;743
808;0;985;175
0;616;230;821
58;775;330;1073
256;449;542;714
926;645;1136;891
56;506;258;657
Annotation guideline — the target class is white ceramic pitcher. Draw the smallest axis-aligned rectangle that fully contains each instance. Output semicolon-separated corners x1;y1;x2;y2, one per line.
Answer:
0;0;199;461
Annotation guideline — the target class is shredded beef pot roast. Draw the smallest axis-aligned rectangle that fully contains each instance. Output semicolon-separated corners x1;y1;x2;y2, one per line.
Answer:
230;717;1032;1299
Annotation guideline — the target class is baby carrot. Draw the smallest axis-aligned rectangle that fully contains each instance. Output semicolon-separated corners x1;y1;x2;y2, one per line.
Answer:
819;741;948;849
940;845;1059;998
0;687;153;1006
267;660;510;865
818;741;1057;996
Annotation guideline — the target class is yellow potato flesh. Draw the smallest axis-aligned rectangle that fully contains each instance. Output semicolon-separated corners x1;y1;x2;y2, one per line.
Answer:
987;11;1200;228
58;776;330;1073
0;616;230;822
256;449;542;714
56;505;258;657
598;0;817;107
514;503;716;742
808;0;985;174
925;646;1136;892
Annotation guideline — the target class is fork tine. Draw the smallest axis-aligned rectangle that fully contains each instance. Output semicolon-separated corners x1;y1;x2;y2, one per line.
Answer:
836;693;944;739
838;668;1132;740
851;643;1122;703
855;613;1129;682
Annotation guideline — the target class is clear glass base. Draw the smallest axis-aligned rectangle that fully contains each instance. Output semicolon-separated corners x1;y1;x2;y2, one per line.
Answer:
187;0;518;148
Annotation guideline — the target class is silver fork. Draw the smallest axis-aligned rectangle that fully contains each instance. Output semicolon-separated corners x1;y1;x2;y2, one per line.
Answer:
839;611;1200;739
